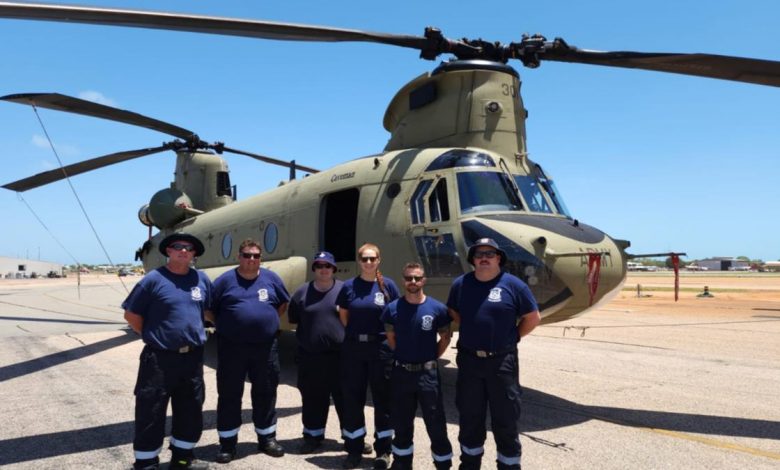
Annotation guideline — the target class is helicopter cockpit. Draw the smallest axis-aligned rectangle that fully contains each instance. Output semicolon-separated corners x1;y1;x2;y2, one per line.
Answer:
417;149;571;218
408;149;575;314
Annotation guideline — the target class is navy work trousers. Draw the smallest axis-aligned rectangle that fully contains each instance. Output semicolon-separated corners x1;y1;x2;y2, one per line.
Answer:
340;339;393;455
216;337;279;442
390;365;453;469
133;345;205;461
456;350;522;470
297;347;345;440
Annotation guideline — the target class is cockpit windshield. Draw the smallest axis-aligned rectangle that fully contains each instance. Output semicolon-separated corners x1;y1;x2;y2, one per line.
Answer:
457;171;523;214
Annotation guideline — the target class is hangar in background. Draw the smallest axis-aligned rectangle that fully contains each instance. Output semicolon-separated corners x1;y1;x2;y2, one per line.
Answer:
0;256;64;278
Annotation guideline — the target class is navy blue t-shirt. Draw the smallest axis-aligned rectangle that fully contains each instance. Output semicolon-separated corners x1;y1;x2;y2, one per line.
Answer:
211;268;290;343
337;276;400;337
122;267;211;350
288;279;345;353
447;271;538;351
381;296;451;363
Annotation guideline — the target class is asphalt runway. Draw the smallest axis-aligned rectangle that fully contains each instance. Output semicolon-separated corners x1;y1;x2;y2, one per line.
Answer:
1;276;778;469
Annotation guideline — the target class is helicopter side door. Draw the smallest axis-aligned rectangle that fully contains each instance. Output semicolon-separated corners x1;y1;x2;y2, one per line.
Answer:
408;174;465;292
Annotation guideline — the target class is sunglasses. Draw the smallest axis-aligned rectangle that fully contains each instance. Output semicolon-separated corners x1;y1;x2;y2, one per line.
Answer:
360;256;378;263
403;275;424;283
313;263;333;269
473;250;498;259
168;243;195;252
240;253;261;259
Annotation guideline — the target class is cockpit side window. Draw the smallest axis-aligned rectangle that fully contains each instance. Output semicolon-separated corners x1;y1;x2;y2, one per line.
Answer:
514;175;553;214
456;171;523;214
429;178;450;222
534;164;572;218
410;179;432;224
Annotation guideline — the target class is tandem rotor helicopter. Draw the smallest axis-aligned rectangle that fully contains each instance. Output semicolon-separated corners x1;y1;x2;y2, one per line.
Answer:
2;2;780;325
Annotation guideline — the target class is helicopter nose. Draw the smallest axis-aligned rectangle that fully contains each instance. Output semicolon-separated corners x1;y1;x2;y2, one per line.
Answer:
461;216;627;323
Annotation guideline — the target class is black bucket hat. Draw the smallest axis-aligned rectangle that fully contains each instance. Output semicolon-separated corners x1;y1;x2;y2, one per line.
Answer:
158;232;206;257
467;237;507;267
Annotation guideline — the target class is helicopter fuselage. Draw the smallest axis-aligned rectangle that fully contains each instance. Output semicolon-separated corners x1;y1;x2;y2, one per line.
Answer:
140;144;627;327
133;60;628;327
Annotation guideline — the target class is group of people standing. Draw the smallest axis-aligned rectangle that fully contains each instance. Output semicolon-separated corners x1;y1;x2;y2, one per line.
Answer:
123;233;540;470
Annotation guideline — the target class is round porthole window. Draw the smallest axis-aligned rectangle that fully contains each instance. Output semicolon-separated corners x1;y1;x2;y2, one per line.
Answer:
221;233;232;259
386;182;401;199
264;223;278;254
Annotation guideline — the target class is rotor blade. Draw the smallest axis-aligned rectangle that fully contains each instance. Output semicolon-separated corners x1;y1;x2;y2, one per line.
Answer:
3;145;169;192
1;93;197;140
221;146;319;174
541;43;780;87
0;2;429;50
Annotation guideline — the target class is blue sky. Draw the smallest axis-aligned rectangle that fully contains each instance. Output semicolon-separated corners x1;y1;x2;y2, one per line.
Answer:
1;0;778;265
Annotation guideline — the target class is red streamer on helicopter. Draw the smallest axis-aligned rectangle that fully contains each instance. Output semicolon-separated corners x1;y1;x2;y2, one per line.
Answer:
587;253;602;306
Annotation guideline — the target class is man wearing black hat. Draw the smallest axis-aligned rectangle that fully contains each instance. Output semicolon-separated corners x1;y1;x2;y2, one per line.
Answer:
206;238;290;463
288;251;346;453
446;238;541;470
123;232;211;470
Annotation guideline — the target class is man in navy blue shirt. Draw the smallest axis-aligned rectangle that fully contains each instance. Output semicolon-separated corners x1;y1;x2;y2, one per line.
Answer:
123;232;211;470
447;238;541;470
382;262;453;470
205;238;290;463
288;251;346;453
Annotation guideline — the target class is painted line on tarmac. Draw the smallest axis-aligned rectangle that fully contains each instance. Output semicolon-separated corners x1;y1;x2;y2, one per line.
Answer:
531;401;780;461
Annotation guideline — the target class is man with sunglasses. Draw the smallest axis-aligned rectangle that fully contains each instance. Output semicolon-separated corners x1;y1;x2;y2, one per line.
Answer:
446;238;541;470
381;263;453;470
123;232;211;470
206;239;290;463
288;251;347;454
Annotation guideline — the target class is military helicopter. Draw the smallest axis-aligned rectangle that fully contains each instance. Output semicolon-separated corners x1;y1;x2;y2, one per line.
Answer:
2;2;780;325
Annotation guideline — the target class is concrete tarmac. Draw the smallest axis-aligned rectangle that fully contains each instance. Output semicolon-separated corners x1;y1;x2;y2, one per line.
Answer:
0;276;778;469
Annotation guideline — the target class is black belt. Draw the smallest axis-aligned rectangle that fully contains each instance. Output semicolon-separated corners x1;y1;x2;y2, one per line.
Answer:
149;345;199;354
458;344;516;358
346;334;382;343
394;360;437;372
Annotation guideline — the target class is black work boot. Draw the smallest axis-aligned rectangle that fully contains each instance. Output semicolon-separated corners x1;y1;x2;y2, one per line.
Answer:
299;437;322;454
342;453;362;469
258;436;285;457
390;455;412;469
133;457;159;470
170;447;209;469
373;452;392;470
216;436;237;464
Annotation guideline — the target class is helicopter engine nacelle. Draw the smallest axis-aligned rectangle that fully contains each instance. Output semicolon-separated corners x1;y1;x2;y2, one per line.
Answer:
138;187;194;229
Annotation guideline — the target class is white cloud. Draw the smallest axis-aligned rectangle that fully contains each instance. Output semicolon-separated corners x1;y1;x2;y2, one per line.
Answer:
77;90;117;107
31;134;50;149
30;134;80;157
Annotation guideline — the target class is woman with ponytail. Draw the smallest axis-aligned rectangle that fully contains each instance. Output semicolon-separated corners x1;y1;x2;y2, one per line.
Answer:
336;243;400;469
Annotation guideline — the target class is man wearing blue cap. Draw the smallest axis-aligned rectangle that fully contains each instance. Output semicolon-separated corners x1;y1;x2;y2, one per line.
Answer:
123;232;211;470
288;251;346;453
447;238;541;470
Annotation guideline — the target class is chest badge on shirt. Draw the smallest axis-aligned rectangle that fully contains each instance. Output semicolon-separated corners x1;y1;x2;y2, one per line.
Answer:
190;286;203;301
374;292;385;306
258;289;269;302
421;315;434;331
488;287;503;303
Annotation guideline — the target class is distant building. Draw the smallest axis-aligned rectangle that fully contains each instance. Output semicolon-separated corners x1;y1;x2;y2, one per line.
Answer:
0;256;65;279
697;257;750;272
762;261;780;272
